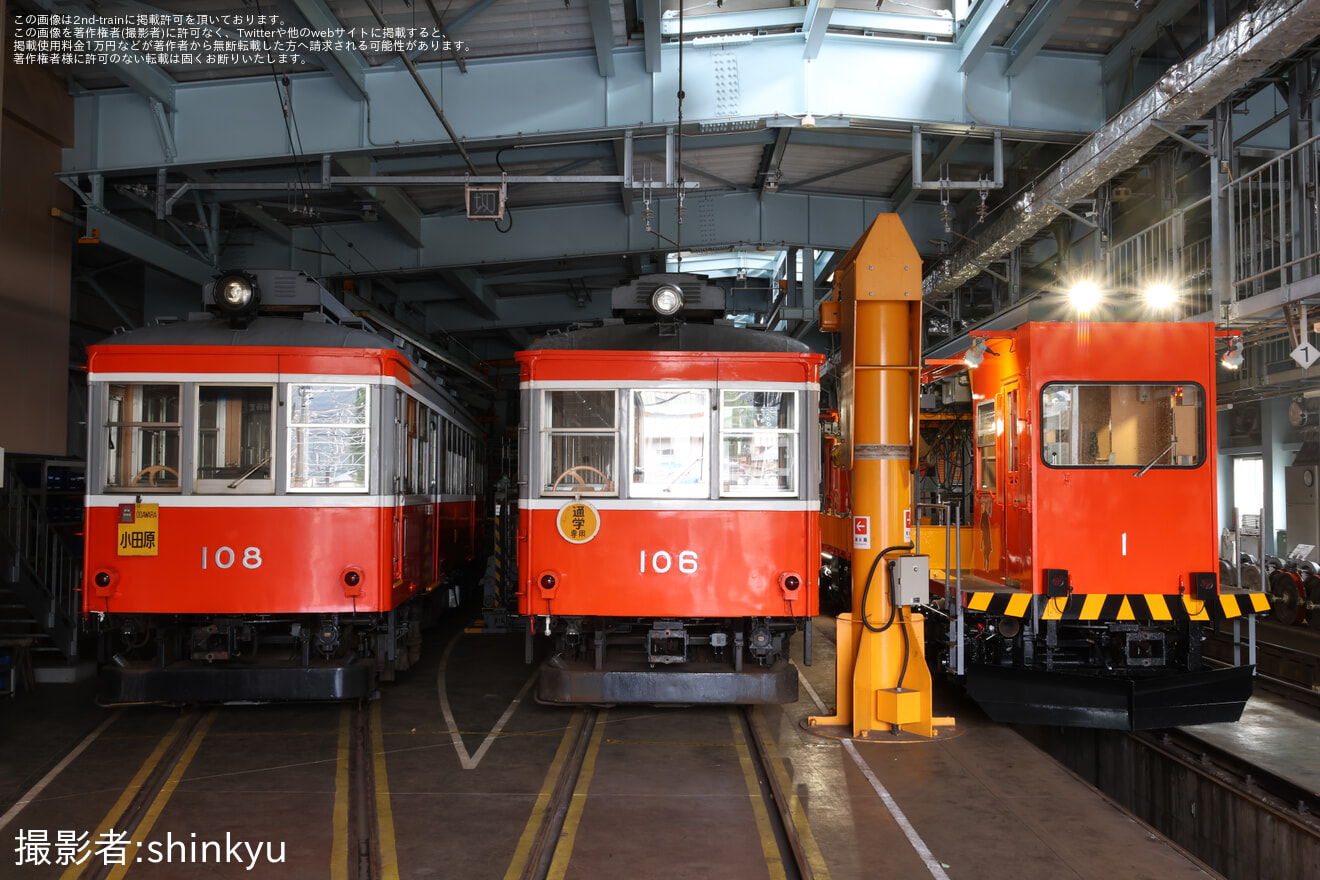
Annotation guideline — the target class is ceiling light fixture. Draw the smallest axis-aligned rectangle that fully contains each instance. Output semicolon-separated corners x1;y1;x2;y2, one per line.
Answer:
1222;339;1244;370
964;337;988;368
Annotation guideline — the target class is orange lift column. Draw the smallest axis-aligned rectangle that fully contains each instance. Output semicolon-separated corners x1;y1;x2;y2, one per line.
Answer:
809;215;951;739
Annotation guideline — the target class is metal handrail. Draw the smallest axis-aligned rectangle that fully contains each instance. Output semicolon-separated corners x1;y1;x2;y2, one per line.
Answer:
0;464;82;657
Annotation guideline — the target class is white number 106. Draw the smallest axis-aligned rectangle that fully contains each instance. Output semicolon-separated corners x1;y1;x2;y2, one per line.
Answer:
639;550;698;574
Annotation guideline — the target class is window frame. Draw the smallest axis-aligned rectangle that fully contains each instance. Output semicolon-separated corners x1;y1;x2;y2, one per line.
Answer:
629;387;712;499
718;388;800;499
193;382;276;495
102;382;183;493
285;382;372;494
1038;381;1207;470
539;389;620;498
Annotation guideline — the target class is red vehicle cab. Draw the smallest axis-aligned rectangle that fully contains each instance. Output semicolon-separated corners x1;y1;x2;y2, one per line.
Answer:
82;270;483;702
517;276;824;704
940;321;1271;729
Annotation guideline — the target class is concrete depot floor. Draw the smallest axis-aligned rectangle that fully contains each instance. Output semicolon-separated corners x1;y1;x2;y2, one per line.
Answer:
0;619;1248;879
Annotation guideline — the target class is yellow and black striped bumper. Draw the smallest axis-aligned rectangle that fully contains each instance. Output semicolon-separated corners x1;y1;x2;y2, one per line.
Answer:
962;590;1271;622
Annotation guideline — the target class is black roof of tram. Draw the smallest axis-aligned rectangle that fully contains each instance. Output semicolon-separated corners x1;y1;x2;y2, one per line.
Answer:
93;316;396;351
526;322;813;354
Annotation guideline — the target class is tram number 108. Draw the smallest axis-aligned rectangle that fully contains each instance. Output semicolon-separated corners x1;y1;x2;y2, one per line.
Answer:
201;546;264;570
639;550;698;575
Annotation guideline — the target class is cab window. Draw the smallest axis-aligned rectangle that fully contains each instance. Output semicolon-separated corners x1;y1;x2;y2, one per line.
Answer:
104;383;181;492
542;390;618;495
1041;383;1204;468
632;389;710;498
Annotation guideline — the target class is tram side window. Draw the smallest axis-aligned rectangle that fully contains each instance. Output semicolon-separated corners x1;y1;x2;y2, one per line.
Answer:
105;383;181;492
542;390;617;495
1040;383;1204;468
287;384;370;492
195;385;274;492
976;400;996;491
632;389;710;498
719;390;796;497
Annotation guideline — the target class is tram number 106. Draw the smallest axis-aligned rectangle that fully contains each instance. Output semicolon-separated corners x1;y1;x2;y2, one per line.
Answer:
639;550;698;574
201;546;264;570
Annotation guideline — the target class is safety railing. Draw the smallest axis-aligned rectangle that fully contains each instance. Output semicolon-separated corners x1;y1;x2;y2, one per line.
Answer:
1104;211;1215;319
1227;132;1320;303
0;463;81;658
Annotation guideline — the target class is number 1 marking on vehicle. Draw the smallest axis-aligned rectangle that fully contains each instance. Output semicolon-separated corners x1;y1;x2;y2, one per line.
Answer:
1122;532;1127;556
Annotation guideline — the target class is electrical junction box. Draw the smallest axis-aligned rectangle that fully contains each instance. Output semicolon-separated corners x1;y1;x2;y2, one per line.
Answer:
892;555;930;607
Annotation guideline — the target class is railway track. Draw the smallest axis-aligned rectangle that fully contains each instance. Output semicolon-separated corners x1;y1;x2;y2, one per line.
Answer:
509;706;818;880
52;702;384;880
1205;618;1320;709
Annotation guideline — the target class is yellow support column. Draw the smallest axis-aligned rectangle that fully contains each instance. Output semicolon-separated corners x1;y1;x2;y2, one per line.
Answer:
809;215;950;739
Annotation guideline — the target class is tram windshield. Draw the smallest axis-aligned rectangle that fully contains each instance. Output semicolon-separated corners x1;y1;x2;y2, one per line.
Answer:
631;389;709;498
1040;383;1203;469
196;385;274;493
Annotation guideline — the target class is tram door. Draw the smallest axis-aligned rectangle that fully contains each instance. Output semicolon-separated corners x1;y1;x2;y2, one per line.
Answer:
1002;383;1032;588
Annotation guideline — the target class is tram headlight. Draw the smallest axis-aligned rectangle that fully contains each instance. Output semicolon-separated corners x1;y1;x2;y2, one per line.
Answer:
211;271;260;316
651;284;684;316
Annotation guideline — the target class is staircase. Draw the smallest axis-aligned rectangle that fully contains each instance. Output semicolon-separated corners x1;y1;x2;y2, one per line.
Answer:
0;456;84;671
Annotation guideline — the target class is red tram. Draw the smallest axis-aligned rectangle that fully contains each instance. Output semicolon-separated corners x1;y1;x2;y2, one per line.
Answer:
934;321;1271;729
516;276;824;703
82;270;484;702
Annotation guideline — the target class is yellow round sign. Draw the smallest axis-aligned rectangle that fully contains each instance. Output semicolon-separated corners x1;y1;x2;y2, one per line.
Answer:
556;501;601;544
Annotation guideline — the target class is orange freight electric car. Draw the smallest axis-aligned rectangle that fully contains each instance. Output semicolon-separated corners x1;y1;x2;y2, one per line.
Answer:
516;276;824;703
930;321;1271;729
82;270;484;702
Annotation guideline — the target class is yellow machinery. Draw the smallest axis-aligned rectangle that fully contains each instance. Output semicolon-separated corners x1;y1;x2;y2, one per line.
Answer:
809;215;953;739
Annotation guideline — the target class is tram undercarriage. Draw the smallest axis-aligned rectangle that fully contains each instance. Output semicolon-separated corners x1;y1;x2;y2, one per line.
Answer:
534;616;806;704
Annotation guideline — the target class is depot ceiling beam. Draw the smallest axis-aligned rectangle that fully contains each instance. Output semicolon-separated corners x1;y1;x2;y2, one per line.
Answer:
588;0;617;77
781;151;906;192
1100;0;1200;82
803;0;836;61
86;206;215;285
390;0;501;68
277;0;370;100
1002;0;1086;79
926;0;1320;299
423;289;615;333
642;0;662;73
35;0;178;111
659;8;951;37
67;37;1104;175
185;169;293;245
334;156;424;248
957;0;1017;73
268;191;934;279
443;268;500;319
759;128;792;197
